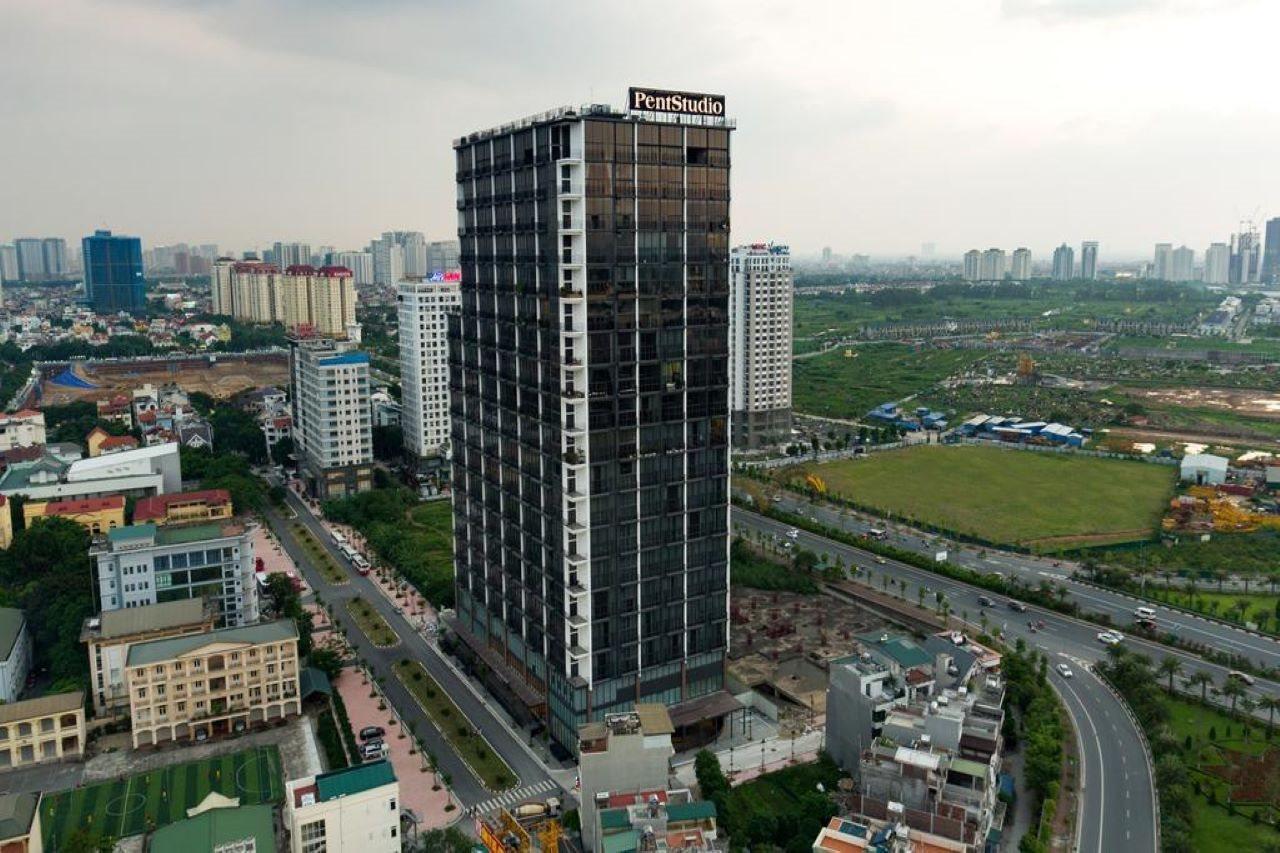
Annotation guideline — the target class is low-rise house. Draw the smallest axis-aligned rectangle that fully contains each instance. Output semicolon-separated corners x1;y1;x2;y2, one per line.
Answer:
96;395;133;429
125;619;301;749
133;489;234;527
0;691;86;770
24;495;125;535
1181;453;1230;486
85;427;138;458
81;599;216;716
284;761;400;853
0;609;32;705
0;412;45;453
579;705;676;852
0;792;43;853
595;788;720;852
0;442;180;503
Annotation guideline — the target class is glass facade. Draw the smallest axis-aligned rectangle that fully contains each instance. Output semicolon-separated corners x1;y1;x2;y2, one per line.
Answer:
83;229;145;313
451;107;732;749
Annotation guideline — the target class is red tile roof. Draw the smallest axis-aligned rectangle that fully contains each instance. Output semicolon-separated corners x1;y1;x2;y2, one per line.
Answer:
38;495;125;515
134;489;232;522
99;436;139;450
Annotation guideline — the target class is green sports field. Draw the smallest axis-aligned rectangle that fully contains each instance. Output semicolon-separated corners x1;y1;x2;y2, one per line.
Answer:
40;745;284;847
789;444;1174;549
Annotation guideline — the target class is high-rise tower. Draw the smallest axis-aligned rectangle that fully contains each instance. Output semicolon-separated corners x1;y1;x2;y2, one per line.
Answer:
449;91;733;749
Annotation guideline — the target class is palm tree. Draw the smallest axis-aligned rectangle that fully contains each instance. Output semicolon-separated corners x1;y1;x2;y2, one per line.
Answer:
1158;657;1183;695
1187;671;1213;703
1241;697;1259;740
1221;678;1247;714
1259;695;1280;733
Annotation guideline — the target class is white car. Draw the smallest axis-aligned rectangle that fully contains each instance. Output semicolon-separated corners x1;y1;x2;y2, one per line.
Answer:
1056;663;1074;678
1096;631;1122;646
786;528;800;539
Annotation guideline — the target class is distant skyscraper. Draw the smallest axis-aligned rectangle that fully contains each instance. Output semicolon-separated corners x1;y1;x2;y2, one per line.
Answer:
272;242;311;270
921;242;936;258
332;251;374;286
730;243;793;448
41;238;68;277
1051;243;1074;280
1171;246;1195;282
1230;228;1262;284
1204;243;1231;284
212;259;356;336
979;248;1006;281
13;239;45;281
1152;243;1173;281
397;276;460;463
83;230;145;313
1261;217;1280;285
369;234;406;285
425;240;460;274
962;249;981;281
0;246;18;283
1010;247;1032;281
1080;241;1098;280
822;246;832;264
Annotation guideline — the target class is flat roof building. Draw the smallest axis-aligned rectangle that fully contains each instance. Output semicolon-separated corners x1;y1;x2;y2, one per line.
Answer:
449;93;734;752
729;243;793;448
290;337;373;500
284;760;400;853
91;521;258;627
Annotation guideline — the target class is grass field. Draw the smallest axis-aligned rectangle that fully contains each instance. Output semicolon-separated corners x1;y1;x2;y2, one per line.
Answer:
347;597;399;647
393;660;515;791
791;344;982;421
40;746;283;847
1144;587;1280;631
789;445;1174;549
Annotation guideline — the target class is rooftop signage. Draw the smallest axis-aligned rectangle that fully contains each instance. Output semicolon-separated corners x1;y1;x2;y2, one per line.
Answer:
628;87;725;117
429;270;461;282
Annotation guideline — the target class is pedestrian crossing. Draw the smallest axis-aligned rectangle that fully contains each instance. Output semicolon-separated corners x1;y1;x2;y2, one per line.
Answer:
469;778;561;816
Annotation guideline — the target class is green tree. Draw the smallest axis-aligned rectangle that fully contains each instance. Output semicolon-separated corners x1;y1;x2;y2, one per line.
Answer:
1157;657;1182;696
270;435;295;467
0;518;94;681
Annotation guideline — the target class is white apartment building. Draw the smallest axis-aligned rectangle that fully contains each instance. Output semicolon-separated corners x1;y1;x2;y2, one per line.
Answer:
962;249;981;281
285;761;401;853
1204;242;1231;284
0;410;45;452
1010;247;1032;281
332;251;373;286
979;248;1007;281
396;277;460;461
0;609;31;705
290;337;373;499
91;521;259;628
729;243;793;448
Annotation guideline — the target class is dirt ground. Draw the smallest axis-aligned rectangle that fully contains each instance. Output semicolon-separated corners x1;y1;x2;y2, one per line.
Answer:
39;354;289;406
1122;386;1280;420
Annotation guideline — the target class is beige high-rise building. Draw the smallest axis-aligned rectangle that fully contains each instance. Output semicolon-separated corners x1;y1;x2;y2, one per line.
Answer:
124;620;301;749
212;261;356;338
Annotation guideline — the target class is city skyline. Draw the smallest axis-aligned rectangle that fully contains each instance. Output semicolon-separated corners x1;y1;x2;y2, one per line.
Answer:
2;0;1278;257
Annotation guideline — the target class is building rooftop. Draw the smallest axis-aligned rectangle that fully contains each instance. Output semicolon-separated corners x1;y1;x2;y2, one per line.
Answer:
0;792;38;841
84;599;209;642
149;802;274;853
134;489;232;522
857;632;932;669
127;619;296;667
314;759;396;803
35;494;125;515
580;703;674;748
0;609;24;662
0;690;83;725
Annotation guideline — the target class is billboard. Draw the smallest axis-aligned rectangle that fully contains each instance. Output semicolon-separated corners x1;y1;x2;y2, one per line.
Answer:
628;87;726;117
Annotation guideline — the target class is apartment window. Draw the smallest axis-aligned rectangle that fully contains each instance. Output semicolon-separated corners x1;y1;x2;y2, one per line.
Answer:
299;819;327;853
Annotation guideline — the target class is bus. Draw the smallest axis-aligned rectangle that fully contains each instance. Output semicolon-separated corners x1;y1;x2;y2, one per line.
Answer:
338;543;359;562
331;530;348;547
353;555;371;576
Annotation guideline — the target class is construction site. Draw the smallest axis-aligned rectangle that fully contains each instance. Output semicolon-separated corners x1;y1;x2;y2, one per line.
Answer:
474;800;564;853
32;350;290;407
728;587;889;736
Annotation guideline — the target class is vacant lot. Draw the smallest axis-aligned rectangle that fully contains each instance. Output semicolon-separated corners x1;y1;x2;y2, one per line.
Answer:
789;445;1173;549
792;344;982;421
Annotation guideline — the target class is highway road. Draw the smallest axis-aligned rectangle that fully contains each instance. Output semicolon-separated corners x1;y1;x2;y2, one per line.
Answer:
758;492;1280;691
737;508;1160;853
262;486;567;807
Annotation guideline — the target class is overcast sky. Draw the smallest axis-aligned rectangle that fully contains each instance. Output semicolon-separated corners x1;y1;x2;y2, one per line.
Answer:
2;0;1277;261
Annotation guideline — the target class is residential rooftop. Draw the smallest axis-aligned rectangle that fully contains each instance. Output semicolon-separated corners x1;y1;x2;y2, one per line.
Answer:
127;620;296;667
81;598;210;643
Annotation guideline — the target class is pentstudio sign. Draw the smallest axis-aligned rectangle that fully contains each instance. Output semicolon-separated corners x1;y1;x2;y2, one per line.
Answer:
628;87;726;117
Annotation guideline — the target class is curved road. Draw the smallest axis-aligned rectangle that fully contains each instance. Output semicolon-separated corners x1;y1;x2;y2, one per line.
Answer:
738;508;1158;853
